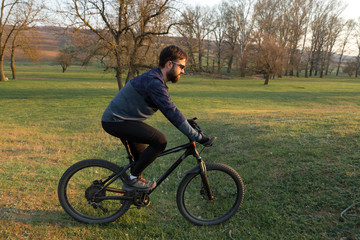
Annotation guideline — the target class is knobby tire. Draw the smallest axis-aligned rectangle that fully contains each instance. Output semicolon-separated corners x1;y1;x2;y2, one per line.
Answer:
58;159;131;224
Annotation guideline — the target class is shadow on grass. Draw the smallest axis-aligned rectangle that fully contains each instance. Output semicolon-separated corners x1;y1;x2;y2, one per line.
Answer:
0;207;66;224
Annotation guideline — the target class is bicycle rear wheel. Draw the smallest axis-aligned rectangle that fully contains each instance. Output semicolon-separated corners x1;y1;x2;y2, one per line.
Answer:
177;162;244;225
58;159;131;224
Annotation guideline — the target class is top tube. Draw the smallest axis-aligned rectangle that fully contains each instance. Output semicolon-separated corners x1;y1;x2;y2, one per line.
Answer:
159;142;194;157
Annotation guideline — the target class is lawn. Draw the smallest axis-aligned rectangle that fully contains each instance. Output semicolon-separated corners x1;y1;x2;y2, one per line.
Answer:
0;65;359;239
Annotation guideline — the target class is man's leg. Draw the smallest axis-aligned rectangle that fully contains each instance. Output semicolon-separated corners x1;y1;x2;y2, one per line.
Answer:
102;120;167;176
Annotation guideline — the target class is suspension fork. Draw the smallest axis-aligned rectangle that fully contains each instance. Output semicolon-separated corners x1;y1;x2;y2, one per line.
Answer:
194;149;215;201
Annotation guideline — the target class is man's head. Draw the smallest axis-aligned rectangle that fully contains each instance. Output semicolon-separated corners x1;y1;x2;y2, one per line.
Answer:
159;45;188;83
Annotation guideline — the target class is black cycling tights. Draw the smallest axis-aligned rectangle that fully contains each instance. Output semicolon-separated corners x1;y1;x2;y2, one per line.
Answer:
102;121;167;176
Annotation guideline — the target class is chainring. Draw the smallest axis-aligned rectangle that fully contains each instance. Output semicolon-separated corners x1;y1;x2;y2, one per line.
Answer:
133;192;151;207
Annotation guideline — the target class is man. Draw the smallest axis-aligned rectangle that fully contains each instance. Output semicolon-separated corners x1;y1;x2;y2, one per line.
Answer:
101;45;214;191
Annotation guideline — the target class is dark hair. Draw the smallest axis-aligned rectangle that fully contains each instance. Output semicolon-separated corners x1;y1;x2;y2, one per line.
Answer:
159;45;188;68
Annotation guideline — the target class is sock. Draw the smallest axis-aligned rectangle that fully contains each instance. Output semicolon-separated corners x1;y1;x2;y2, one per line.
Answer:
129;174;137;180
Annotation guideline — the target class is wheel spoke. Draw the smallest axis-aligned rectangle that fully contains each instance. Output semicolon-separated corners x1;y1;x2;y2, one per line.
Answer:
177;163;244;225
58;159;131;223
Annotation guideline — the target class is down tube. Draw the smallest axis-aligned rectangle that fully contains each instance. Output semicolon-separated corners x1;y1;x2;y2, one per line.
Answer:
150;149;192;193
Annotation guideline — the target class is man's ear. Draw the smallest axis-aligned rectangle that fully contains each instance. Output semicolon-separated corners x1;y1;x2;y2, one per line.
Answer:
165;60;172;69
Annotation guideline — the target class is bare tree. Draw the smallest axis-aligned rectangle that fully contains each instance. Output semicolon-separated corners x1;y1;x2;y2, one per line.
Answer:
336;19;356;76
57;46;77;72
124;1;176;83
306;0;342;77
9;0;45;80
342;59;357;77
232;0;256;77
323;14;343;76
61;0;175;90
177;5;214;72
0;0;25;82
223;1;239;73
254;33;285;85
281;0;313;77
355;17;360;78
212;3;228;74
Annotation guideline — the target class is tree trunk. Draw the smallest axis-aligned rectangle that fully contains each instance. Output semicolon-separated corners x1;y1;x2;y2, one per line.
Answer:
11;47;17;80
239;59;246;77
217;53;221;74
227;55;233;73
356;52;360;78
336;53;344;76
126;66;136;83
198;52;203;71
0;57;7;81
115;50;124;90
116;68;124;90
264;74;270;85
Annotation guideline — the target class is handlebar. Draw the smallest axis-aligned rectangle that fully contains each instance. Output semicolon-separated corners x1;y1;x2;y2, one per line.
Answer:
188;117;217;147
188;117;203;134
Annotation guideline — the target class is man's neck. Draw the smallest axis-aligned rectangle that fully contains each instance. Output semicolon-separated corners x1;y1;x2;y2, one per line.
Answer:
160;67;168;83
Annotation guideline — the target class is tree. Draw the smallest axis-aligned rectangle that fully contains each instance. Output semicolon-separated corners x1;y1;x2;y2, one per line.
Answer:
9;0;45;80
57;46;77;72
232;0;256;77
305;0;343;77
124;1;176;83
282;0;313;77
355;17;360;78
212;2;228;74
177;5;214;72
255;33;285;85
336;19;356;76
323;14;343;76
223;1;239;73
61;0;175;90
0;0;26;82
343;59;358;77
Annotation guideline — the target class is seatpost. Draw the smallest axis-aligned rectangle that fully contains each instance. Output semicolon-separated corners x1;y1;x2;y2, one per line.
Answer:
122;140;134;163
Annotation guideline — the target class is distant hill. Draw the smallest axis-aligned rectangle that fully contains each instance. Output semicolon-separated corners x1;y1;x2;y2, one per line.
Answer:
7;26;357;66
5;26;66;63
36;26;67;61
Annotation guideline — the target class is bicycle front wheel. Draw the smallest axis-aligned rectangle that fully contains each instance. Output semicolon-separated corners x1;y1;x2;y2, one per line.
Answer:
177;162;244;225
58;159;131;224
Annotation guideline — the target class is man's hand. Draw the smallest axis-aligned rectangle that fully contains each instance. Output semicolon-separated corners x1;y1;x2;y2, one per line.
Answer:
198;135;217;147
187;118;198;129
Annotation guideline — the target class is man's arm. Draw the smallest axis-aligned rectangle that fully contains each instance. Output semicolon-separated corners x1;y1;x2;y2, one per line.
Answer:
147;79;203;141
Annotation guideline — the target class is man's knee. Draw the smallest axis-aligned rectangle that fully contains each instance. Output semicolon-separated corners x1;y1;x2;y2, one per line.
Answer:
156;134;167;151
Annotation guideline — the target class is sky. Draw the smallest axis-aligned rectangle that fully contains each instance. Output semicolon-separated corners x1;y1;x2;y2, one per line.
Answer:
185;0;360;20
342;0;360;20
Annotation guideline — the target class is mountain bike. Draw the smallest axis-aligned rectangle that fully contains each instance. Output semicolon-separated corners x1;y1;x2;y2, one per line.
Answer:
58;118;244;225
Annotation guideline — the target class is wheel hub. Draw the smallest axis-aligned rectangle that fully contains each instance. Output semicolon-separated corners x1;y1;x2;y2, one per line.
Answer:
85;185;106;203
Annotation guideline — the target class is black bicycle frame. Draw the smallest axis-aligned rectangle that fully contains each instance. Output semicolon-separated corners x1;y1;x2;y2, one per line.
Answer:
151;142;196;193
95;140;214;201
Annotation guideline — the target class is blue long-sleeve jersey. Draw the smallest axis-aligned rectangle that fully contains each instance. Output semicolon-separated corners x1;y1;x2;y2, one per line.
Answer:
102;67;202;141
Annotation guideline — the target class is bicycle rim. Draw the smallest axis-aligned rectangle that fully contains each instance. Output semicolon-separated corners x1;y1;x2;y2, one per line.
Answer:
177;163;244;225
58;159;131;224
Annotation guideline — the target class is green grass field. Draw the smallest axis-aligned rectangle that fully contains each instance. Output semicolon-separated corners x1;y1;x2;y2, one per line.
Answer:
0;65;359;239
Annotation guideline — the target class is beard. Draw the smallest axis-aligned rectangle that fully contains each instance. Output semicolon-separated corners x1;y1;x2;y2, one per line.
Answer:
166;66;181;83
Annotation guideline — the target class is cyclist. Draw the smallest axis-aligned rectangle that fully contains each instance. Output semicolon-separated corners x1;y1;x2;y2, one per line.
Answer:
101;45;213;191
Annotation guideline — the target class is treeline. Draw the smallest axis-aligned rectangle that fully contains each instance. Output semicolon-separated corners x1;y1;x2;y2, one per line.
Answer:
1;0;360;87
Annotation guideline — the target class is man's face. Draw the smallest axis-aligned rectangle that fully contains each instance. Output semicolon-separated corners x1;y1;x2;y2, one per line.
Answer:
166;59;186;83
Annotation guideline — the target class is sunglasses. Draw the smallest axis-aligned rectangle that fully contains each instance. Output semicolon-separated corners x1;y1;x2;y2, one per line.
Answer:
171;61;186;70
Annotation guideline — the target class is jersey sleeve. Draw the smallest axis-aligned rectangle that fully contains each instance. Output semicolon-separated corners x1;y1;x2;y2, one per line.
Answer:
147;79;202;141
147;78;185;127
